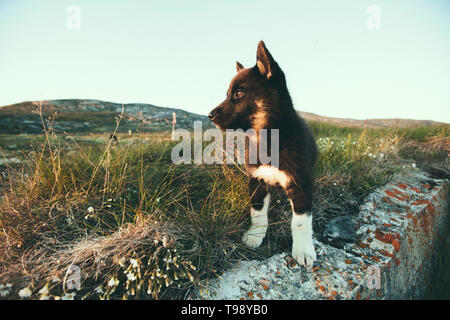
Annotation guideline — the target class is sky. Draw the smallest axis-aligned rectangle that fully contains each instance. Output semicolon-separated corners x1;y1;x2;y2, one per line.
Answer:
0;0;449;123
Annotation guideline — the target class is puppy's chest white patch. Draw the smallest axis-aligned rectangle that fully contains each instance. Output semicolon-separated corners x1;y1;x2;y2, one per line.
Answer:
250;165;291;188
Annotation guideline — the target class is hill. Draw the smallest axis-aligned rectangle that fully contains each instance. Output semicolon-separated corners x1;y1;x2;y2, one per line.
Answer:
1;99;446;135
0;99;211;134
297;111;445;129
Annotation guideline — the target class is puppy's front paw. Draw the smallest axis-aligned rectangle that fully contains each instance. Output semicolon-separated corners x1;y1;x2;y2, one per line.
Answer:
292;241;316;267
242;229;264;248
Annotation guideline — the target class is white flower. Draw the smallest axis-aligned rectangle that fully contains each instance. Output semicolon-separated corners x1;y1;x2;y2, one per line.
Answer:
18;287;32;298
61;292;75;300
38;285;49;295
412;163;416;168
126;273;136;281
379;153;384;158
0;288;10;297
108;277;119;287
94;286;104;294
87;206;94;214
0;283;12;296
129;258;138;268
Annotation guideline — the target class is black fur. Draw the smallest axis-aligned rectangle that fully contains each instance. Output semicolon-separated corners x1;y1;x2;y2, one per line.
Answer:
209;41;317;216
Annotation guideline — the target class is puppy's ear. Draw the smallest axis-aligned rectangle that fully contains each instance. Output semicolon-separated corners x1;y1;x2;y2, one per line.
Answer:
236;61;244;72
256;41;276;79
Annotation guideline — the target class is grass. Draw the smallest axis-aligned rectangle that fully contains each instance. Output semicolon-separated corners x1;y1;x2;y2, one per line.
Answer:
0;106;448;299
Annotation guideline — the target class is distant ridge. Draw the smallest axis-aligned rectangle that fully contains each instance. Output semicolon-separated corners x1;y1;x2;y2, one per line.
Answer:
0;99;446;134
0;99;211;134
297;111;446;129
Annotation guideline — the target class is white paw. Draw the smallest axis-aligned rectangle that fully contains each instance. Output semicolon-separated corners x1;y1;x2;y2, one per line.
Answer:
292;241;317;267
242;229;264;248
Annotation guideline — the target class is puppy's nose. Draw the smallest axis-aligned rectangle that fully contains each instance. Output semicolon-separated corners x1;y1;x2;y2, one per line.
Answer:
208;110;218;120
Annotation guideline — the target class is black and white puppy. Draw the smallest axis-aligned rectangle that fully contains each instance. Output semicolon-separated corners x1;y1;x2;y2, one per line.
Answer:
209;41;318;266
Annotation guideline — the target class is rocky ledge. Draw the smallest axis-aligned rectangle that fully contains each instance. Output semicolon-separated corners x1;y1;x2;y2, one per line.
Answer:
196;170;448;300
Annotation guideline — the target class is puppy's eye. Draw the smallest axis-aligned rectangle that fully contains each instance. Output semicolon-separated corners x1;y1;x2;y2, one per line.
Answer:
234;89;245;99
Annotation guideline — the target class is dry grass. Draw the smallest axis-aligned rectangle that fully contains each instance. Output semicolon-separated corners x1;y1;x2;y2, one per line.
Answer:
10;217;198;300
0;107;448;299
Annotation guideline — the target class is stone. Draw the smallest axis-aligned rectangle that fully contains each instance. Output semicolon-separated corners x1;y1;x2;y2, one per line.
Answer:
323;215;360;248
193;170;448;300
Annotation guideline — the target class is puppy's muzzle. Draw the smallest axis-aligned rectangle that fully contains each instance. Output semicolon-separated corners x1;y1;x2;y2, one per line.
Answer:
208;109;220;121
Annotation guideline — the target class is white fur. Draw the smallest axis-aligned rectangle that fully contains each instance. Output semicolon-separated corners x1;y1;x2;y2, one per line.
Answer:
242;193;270;248
251;165;290;188
290;202;316;267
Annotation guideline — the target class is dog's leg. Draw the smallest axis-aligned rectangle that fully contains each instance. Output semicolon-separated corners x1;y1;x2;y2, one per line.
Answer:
242;178;270;248
287;185;316;267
